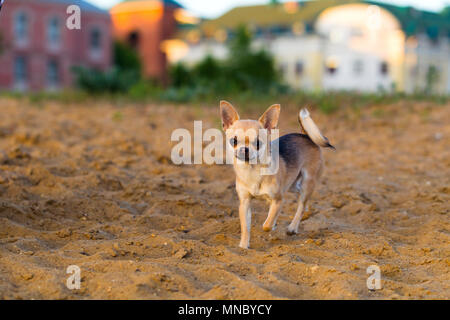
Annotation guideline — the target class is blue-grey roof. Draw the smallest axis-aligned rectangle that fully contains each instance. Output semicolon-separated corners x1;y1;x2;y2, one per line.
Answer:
34;0;108;14
122;0;183;8
164;0;183;8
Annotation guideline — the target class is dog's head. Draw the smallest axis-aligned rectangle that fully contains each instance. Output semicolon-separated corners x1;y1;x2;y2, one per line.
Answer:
220;100;280;163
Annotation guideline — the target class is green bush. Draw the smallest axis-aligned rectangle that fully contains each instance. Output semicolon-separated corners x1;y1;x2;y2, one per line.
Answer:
226;26;280;92
67;26;448;111
72;66;140;93
114;41;141;74
170;63;193;88
73;41;141;93
193;55;223;81
168;25;285;100
127;80;163;101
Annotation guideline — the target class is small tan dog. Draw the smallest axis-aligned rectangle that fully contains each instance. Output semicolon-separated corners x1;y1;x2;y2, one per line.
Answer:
220;101;334;249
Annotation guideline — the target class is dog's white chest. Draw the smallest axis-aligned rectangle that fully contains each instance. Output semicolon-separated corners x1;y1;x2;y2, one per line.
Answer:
249;182;273;198
235;166;275;198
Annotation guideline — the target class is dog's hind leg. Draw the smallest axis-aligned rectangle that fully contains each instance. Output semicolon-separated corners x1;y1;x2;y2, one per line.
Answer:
287;170;316;235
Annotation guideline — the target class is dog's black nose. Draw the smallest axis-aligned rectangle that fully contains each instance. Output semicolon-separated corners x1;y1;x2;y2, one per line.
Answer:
239;147;249;155
238;147;250;161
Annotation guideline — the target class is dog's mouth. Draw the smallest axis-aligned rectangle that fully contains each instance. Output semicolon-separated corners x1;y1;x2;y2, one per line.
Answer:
236;154;250;162
235;151;255;162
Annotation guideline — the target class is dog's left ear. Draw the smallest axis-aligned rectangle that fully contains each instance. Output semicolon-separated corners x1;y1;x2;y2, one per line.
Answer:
259;104;280;131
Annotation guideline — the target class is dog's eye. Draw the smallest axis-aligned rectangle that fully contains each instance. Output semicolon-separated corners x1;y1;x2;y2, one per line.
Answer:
254;139;263;150
230;137;238;147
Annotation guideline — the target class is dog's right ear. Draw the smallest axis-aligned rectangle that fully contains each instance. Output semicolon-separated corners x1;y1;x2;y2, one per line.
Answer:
220;100;239;131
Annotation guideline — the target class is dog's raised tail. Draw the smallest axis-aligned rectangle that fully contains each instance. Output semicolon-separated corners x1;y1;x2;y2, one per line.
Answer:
299;108;335;150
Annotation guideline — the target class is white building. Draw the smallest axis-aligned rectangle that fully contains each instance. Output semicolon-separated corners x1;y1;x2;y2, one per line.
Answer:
166;1;450;94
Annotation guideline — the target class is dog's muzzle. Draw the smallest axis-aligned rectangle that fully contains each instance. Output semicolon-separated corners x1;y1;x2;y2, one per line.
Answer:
236;147;253;162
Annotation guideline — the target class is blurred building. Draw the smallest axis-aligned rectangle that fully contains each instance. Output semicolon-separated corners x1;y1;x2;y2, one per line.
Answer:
0;0;112;91
172;1;450;94
110;0;193;83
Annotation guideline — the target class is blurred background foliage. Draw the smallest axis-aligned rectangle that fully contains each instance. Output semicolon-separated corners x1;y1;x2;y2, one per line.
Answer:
165;26;287;102
64;25;448;114
73;25;285;98
72;41;141;93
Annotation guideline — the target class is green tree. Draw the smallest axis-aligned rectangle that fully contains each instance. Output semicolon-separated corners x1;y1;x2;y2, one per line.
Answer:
114;41;141;74
195;55;222;79
169;63;192;88
227;25;279;91
73;41;142;93
167;24;282;99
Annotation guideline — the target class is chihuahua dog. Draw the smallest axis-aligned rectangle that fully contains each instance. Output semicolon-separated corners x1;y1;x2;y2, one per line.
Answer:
220;101;334;249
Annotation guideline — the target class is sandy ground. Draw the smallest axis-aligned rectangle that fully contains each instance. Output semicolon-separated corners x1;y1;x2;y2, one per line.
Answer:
0;97;448;300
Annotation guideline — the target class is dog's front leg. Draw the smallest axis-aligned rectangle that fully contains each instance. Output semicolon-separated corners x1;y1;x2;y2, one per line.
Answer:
237;191;252;249
263;197;283;231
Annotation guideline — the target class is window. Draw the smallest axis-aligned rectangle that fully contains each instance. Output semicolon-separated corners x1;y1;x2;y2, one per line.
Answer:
295;61;304;76
14;56;27;84
47;17;61;48
325;56;338;75
353;60;363;75
128;31;140;49
279;63;287;76
90;27;102;51
380;61;389;76
14;11;29;43
426;65;439;93
47;60;59;87
0;33;4;53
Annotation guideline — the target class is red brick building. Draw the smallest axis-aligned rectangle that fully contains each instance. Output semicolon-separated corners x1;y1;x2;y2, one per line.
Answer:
110;0;182;83
0;0;112;91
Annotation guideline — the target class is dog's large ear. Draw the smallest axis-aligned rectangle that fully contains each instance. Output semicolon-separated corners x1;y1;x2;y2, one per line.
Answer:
220;100;239;131
259;104;280;131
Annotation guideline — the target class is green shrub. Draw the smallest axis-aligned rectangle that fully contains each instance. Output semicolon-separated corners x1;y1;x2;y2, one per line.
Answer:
127;80;163;101
226;26;280;92
72;66;140;93
73;41;142;93
114;41;141;74
193;55;223;81
167;25;283;100
170;63;193;88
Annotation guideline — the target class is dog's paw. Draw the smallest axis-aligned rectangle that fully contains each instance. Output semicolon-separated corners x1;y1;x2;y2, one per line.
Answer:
286;225;298;236
239;241;249;249
263;220;276;232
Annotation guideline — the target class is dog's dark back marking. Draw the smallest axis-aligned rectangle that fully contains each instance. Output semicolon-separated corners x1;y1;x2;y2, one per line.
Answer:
277;133;315;167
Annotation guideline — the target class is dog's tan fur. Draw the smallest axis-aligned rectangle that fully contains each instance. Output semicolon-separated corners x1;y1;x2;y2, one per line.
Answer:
220;101;334;249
